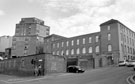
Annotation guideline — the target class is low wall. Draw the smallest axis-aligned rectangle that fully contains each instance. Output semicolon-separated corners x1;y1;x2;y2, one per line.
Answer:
45;55;66;74
0;53;66;76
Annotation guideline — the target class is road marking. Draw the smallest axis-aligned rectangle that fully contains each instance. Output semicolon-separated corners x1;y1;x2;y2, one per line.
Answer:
126;76;132;84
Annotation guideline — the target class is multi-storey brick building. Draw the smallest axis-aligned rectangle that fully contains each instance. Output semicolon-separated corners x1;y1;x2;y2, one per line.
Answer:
44;19;135;69
11;17;50;58
44;32;101;69
44;34;67;54
100;19;135;62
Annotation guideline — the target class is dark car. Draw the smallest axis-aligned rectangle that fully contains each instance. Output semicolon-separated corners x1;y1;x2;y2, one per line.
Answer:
67;65;85;73
133;65;135;71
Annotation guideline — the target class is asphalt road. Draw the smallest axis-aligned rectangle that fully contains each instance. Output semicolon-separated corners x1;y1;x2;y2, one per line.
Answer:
0;66;134;84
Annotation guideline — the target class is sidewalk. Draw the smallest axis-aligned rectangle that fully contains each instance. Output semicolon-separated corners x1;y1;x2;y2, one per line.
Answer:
0;65;116;84
0;73;72;84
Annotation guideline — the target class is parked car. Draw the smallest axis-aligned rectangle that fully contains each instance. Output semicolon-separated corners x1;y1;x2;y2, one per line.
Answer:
118;60;128;66
133;65;135;71
67;65;85;73
126;60;135;67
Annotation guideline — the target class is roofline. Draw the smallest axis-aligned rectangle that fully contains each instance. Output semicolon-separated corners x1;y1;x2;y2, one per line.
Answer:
100;19;135;33
44;34;67;39
69;32;100;39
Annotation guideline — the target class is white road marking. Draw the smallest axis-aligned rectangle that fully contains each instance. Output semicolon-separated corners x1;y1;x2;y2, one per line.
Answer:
126;75;132;84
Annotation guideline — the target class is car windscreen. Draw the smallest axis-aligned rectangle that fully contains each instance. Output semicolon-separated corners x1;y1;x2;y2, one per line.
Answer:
119;61;124;63
129;60;135;62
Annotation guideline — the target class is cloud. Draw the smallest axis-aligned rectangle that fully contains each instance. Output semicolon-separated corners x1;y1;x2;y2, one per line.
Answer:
33;0;135;37
0;10;5;16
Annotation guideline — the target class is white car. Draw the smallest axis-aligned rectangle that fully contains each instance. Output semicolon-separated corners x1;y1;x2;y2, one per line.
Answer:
126;60;135;67
118;61;128;66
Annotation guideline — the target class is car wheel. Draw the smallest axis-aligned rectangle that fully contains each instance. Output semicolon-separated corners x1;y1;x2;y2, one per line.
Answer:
76;70;78;73
134;68;135;71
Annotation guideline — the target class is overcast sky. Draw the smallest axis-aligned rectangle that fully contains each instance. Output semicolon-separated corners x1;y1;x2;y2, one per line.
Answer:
0;0;135;37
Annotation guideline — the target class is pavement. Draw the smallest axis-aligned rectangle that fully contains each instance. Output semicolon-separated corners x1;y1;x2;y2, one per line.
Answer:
0;73;72;84
0;66;134;84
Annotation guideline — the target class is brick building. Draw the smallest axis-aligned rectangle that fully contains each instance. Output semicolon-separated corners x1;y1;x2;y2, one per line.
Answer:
44;19;135;69
11;17;50;58
44;32;101;69
100;19;135;62
0;53;66;76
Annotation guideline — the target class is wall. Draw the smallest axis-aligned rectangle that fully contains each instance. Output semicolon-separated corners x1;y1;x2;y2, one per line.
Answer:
0;53;66;76
100;20;119;65
45;54;66;74
78;56;94;70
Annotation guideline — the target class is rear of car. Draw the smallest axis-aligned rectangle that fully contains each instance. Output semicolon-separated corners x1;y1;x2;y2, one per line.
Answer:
133;65;135;71
126;60;135;67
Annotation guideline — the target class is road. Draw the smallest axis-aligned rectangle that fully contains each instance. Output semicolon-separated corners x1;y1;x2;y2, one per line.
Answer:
0;66;134;84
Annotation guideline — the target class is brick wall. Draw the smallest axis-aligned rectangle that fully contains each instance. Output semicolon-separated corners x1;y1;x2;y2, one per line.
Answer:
0;53;66;76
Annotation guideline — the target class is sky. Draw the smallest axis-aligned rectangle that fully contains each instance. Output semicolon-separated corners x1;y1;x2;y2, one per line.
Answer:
0;0;135;37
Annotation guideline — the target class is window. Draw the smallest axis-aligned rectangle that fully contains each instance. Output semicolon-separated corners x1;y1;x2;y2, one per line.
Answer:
12;45;16;50
95;46;99;53
13;38;16;41
108;45;112;52
121;44;124;53
108;26;110;30
108;34;111;41
57;43;59;48
127;36;129;44
57;51;59;55
121;33;123;41
71;49;74;55
127;46;129;53
66;50;69;55
76;48;80;54
24;50;27;54
89;37;92;43
62;42;64;47
125;45;127;53
130;38;131;45
53;52;55;55
53;44;55;48
83;38;85;44
82;47;86;54
124;35;126;42
46;32;49;35
95;36;99;42
25;37;29;41
67;41;69;46
133;49;135;55
52;37;54;41
71;40;74;46
36;29;39;33
61;51;64;56
77;39;79;45
130;48;132;54
24;46;28;50
133;39;134;46
89;47;92;53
